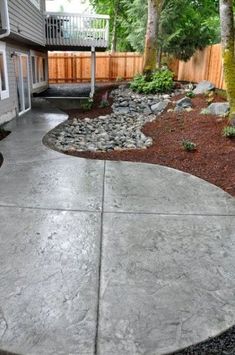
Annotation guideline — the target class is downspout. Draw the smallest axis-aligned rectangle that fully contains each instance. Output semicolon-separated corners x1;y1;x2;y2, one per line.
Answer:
0;0;10;39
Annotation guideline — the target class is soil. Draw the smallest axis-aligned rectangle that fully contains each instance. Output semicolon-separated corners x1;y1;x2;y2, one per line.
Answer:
63;87;235;198
0;129;10;168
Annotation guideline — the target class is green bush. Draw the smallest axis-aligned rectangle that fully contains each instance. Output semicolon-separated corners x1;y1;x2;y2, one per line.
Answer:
186;91;195;98
130;69;174;94
223;126;235;138
182;140;197;151
80;99;93;111
99;99;109;108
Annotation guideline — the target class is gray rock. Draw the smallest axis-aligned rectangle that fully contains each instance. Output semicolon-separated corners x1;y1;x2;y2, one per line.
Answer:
151;101;168;114
116;107;130;114
119;100;129;107
193;80;215;94
176;97;192;108
207;102;229;116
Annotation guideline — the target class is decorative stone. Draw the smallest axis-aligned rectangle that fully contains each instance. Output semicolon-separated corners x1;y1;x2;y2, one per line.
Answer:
207;102;230;116
176;97;192;108
151;101;169;114
193;80;215;94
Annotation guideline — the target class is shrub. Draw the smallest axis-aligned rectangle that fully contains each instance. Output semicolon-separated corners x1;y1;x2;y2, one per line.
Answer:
99;99;109;108
200;108;210;115
182;140;197;151
186;91;195;98
223;126;235;138
80;99;93;111
130;69;174;94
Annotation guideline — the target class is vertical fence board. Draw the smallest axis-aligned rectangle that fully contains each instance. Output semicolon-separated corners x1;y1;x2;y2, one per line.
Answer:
48;51;143;83
48;46;225;89
176;44;225;90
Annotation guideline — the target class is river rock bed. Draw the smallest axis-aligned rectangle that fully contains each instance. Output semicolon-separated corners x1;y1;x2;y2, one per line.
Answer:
45;86;186;153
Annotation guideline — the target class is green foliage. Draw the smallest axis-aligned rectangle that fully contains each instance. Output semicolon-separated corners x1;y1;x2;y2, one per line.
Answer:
223;126;235;138
182;140;197;151
159;0;220;61
130;69;174;94
80;99;93;111
90;0;220;61
186;91;195;98
99;99;110;108
200;108;210;115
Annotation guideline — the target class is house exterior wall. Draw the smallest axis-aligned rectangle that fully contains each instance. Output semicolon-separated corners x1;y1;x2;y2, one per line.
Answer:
0;40;48;125
0;1;48;125
8;0;46;47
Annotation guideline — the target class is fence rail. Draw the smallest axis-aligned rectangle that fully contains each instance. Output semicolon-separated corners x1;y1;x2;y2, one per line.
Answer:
48;52;144;83
176;44;225;90
48;45;225;89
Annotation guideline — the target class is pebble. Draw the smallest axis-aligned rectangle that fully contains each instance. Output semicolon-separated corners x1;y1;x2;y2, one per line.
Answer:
47;86;188;153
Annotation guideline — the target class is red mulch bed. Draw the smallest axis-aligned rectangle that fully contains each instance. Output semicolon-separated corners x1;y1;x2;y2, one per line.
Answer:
63;88;235;197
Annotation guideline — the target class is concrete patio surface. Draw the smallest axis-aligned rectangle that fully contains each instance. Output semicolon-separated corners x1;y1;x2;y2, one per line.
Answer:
0;102;235;355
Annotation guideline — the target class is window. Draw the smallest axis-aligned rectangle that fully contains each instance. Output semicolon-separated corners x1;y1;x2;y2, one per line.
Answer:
30;51;47;89
0;0;10;38
0;41;9;100
29;0;40;10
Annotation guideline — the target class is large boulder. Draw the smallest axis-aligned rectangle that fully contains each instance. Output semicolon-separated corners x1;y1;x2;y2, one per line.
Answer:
207;102;229;116
193;80;215;94
151;101;169;114
176;97;192;108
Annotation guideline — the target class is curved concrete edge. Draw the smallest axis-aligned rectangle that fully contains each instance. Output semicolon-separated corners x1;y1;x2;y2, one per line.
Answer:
0;152;3;168
43;121;235;205
0;104;235;355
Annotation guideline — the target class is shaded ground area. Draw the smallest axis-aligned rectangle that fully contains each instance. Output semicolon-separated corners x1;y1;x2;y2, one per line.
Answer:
0;128;10;167
36;82;120;98
61;88;235;197
173;325;235;354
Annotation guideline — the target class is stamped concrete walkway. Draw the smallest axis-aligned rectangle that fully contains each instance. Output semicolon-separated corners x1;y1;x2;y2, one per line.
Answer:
0;102;235;355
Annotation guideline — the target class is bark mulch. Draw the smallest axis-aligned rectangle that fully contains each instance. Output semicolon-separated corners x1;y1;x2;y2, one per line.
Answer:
63;88;235;198
0;128;10;168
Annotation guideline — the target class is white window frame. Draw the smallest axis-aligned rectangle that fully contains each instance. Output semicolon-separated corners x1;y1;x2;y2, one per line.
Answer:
0;0;10;39
0;41;9;100
29;0;40;10
30;50;47;90
14;52;31;115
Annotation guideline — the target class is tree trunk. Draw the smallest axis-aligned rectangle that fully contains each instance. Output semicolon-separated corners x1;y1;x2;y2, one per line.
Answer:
220;0;235;120
143;0;158;74
111;0;119;53
143;0;164;74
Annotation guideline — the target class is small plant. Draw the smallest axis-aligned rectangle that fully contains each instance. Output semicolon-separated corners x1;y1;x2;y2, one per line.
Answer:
186;91;195;98
99;99;109;108
116;76;124;82
182;140;197;151
99;91;109;108
205;91;214;105
80;99;93;111
130;68;174;94
201;108;210;115
223;126;235;138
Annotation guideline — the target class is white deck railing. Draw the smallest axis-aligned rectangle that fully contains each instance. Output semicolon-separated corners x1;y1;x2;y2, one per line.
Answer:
45;12;110;48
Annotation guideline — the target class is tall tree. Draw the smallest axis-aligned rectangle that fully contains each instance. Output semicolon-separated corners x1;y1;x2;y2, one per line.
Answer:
110;0;119;52
143;0;164;74
219;0;235;120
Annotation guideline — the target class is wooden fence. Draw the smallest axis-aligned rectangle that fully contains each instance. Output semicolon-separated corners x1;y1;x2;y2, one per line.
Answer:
48;44;225;89
48;52;143;83
176;44;225;90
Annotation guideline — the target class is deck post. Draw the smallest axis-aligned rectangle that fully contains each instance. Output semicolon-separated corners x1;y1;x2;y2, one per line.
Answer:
90;46;96;99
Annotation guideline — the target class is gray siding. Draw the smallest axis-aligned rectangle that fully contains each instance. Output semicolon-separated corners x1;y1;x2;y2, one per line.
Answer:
0;41;48;124
0;43;19;123
8;0;45;46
